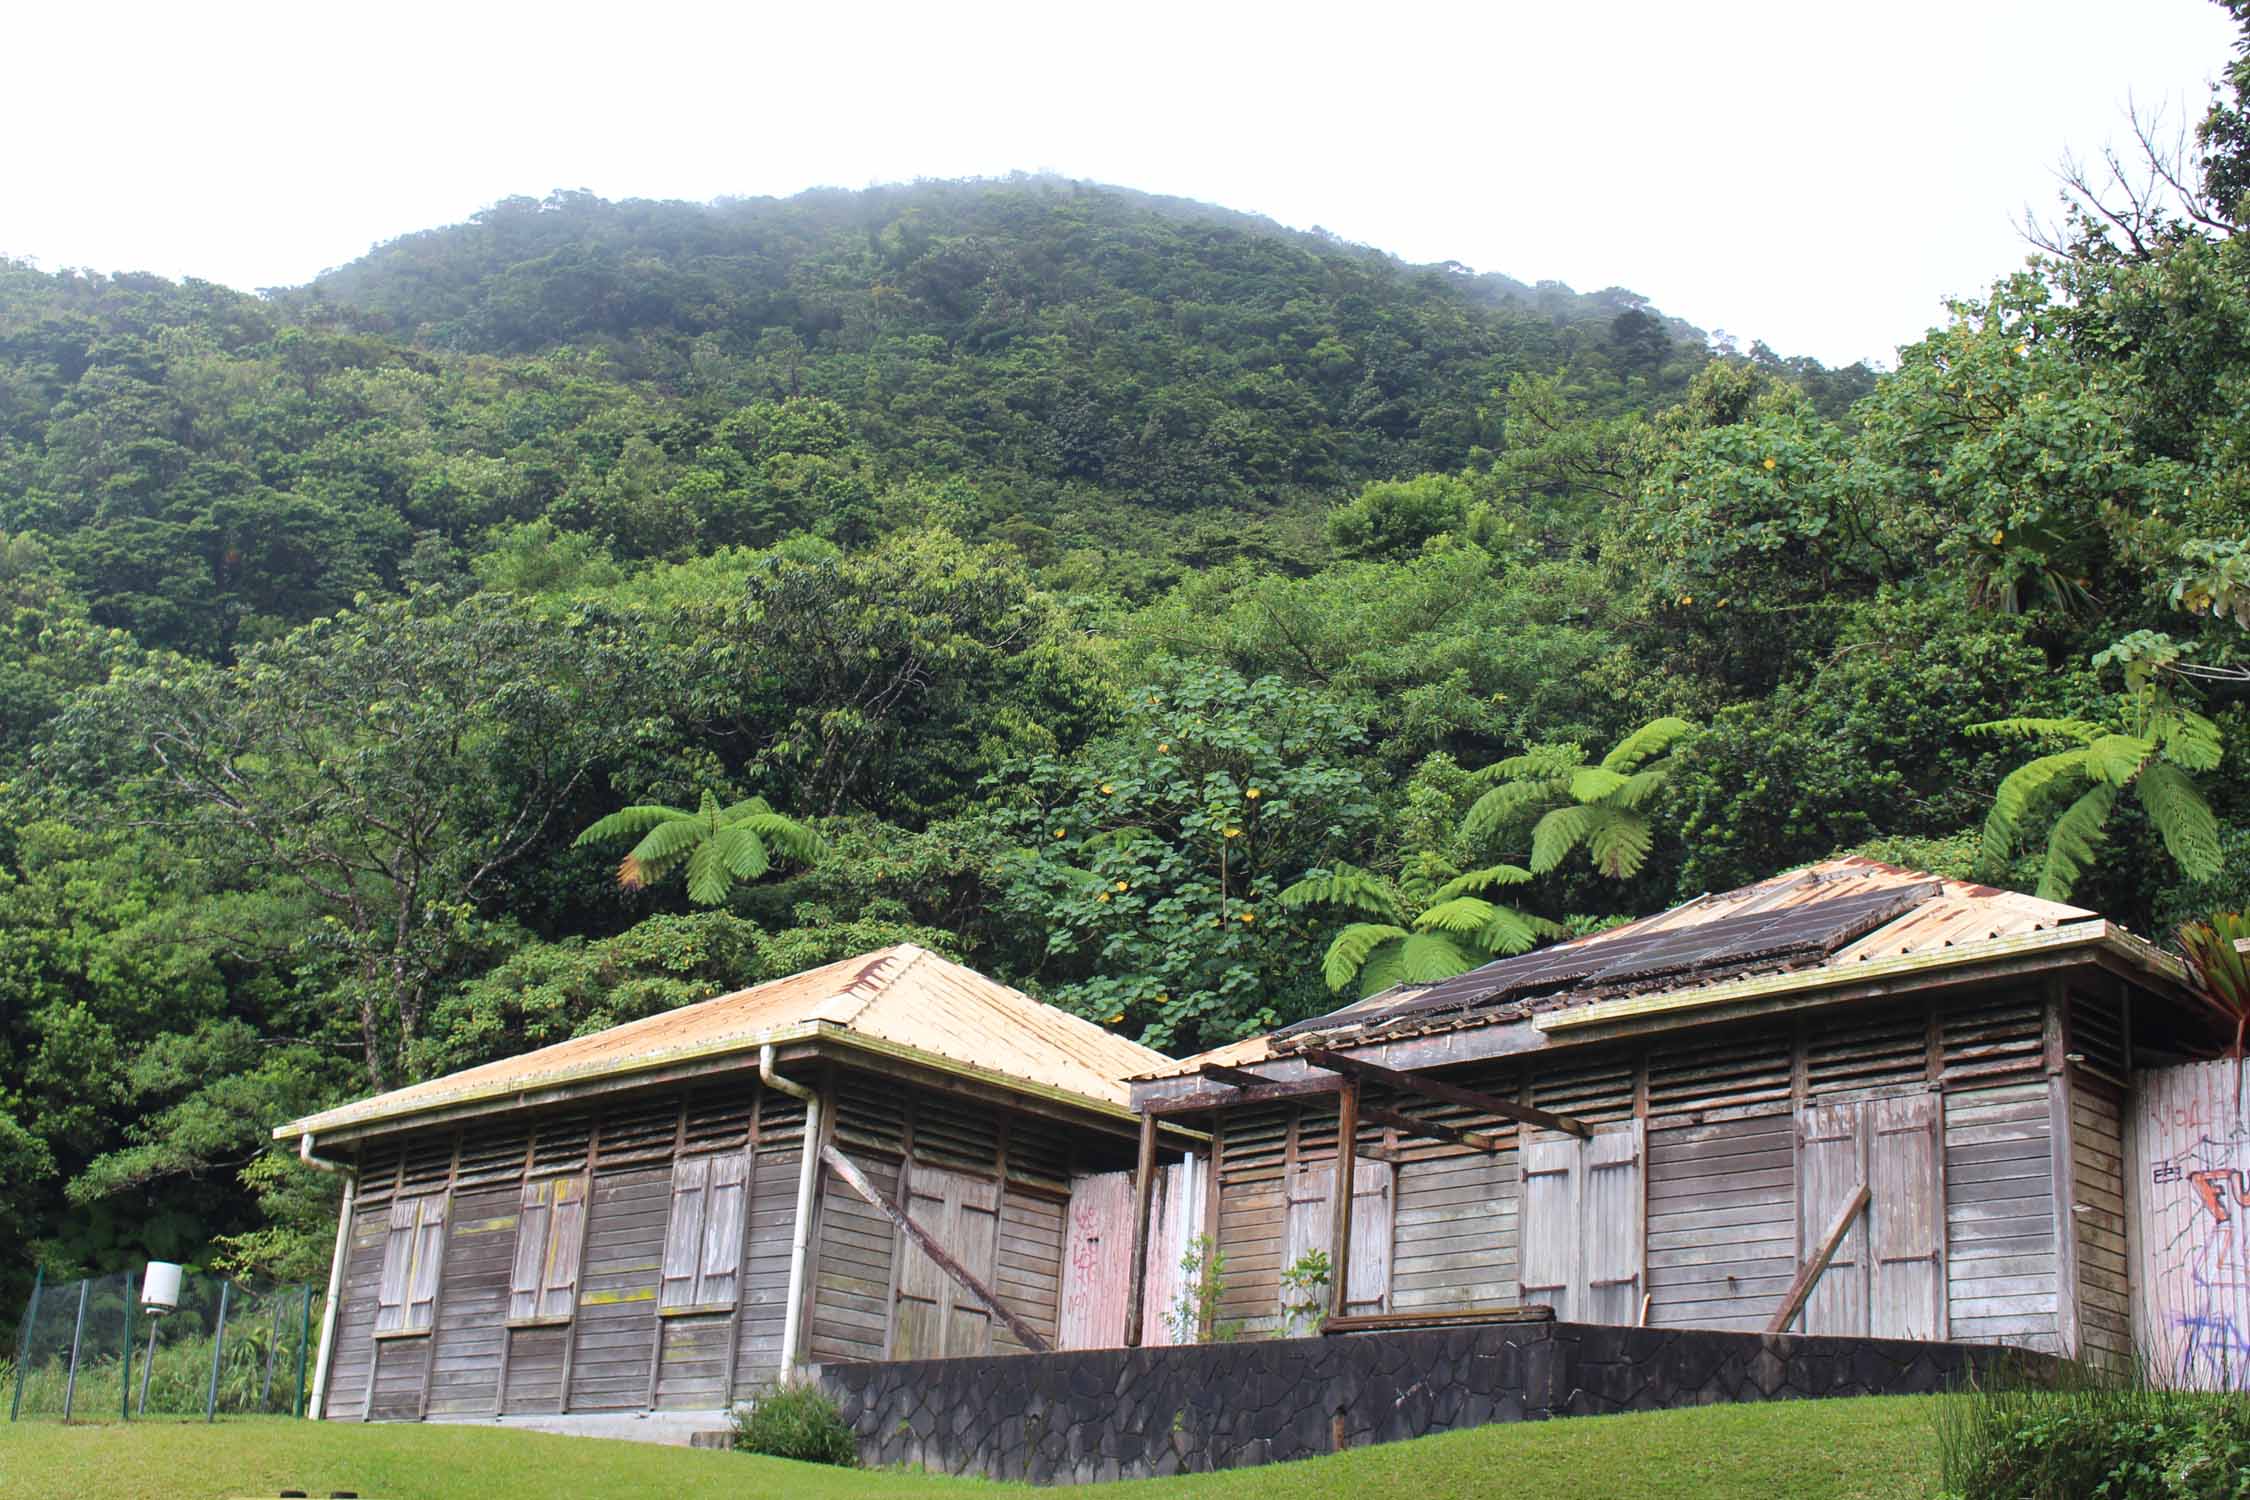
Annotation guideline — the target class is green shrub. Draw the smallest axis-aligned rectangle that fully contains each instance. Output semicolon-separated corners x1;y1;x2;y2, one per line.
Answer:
730;1382;858;1466
1936;1367;2250;1500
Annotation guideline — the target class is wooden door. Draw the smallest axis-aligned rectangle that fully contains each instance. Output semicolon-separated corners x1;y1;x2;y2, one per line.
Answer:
891;1166;1001;1359
1282;1159;1394;1319
1800;1102;1870;1336
1869;1094;1945;1340
1522;1122;1644;1324
1796;1094;1945;1339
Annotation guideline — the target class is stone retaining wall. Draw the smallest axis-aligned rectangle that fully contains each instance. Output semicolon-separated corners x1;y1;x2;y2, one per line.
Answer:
818;1321;2021;1483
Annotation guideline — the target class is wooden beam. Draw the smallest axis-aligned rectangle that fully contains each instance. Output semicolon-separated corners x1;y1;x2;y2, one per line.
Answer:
1765;1182;1870;1335
1359;1104;1506;1155
818;1143;1050;1353
1298;1047;1591;1139
1327;1077;1360;1323
1145;1075;1340;1116
1198;1064;1269;1089
1122;1111;1160;1347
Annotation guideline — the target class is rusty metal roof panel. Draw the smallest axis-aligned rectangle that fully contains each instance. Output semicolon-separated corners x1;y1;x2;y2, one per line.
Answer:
1138;857;2101;1079
280;945;1169;1138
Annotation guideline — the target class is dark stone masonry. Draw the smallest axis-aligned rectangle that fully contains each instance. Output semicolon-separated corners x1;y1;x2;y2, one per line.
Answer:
818;1322;2021;1483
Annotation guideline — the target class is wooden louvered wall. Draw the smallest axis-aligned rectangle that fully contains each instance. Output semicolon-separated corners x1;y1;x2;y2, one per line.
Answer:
805;1068;1089;1363
324;1067;826;1421
1195;981;2107;1356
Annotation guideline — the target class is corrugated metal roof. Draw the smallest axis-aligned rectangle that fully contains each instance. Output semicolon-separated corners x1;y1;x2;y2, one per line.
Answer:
1140;858;2099;1078
278;945;1169;1139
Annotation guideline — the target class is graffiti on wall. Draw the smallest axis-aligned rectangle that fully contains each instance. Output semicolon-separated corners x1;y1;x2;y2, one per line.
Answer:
2133;1061;2250;1390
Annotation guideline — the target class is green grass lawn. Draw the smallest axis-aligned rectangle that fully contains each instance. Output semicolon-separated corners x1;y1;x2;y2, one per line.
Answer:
0;1397;1937;1500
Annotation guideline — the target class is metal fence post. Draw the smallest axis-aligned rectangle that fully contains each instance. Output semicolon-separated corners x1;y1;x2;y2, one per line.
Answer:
260;1291;280;1410
204;1281;231;1423
292;1283;313;1419
59;1279;89;1421
9;1265;41;1422
120;1272;137;1421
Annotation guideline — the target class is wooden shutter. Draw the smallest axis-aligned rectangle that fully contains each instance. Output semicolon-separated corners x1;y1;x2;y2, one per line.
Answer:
542;1177;586;1317
696;1155;748;1307
510;1176;585;1321
661;1156;712;1309
375;1196;419;1333
1799;1100;1870;1336
1869;1093;1945;1340
1582;1123;1644;1326
509;1179;553;1321
405;1196;448;1333
1282;1160;1393;1316
893;1166;1001;1359
1521;1136;1579;1319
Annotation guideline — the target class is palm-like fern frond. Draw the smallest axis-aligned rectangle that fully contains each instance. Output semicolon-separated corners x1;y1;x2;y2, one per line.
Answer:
1428;864;1534;902
1966;717;2109;746
1980;751;2092;871
2154;707;2226;773
1279;863;1407;921
1586;808;1656;880
1322;923;1411;992
1462;778;1562;843
2135;759;2224;883
1399;931;1476;983
572;804;692;846
2036;781;2116;901
1529;805;1595;874
1599;716;1694;773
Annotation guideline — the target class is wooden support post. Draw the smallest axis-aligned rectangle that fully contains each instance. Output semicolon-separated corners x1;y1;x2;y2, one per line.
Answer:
1123;1111;1160;1347
1765;1183;1870;1334
1327;1078;1360;1323
818;1143;1051;1353
1298;1048;1591;1138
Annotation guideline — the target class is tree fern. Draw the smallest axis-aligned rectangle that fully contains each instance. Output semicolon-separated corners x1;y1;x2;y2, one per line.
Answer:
1970;670;2228;900
1288;854;1556;995
1462;717;1695;882
574;786;822;906
1322;922;1412;991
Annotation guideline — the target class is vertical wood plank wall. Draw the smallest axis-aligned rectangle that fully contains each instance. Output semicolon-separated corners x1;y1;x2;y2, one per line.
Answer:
425;1184;516;1416
1199;987;2089;1352
2129;1058;2250;1389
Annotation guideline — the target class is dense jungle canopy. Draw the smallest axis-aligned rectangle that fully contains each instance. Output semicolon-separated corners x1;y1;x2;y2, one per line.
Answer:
4;15;2250;1295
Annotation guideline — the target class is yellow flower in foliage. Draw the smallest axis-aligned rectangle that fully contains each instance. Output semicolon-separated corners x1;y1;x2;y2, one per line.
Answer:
1114;880;1130;892
1244;787;1261;800
1053;828;1067;839
1224;827;1242;839
1991;530;2005;546
1156;742;1169;754
1096;892;1111;903
1108;1011;1125;1023
1099;784;1114;796
1238;910;1256;923
1762;457;1777;471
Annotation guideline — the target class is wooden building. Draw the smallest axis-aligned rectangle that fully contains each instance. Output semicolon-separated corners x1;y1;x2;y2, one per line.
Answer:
276;945;1197;1427
1124;859;2220;1361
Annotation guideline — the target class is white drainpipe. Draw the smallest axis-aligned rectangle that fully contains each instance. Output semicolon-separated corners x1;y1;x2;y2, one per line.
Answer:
759;1045;821;1382
298;1132;356;1420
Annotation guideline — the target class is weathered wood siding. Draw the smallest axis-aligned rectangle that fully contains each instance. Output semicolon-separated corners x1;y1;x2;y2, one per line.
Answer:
2130;1059;2250;1389
1281;1160;1395;1318
322;1205;390;1418
2070;1080;2131;1370
994;1188;1066;1353
1214;1106;1290;1335
365;1329;429;1421
653;1314;731;1409
1392;1150;1518;1313
500;1324;568;1414
735;1144;801;1392
1059;1171;1133;1348
566;1165;668;1411
1647;1114;1794;1331
1522;1122;1644;1324
808;1152;899;1363
1944;1082;2058;1350
425;1184;515;1417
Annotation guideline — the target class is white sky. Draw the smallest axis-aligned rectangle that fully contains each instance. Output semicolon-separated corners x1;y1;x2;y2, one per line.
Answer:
1;0;2236;367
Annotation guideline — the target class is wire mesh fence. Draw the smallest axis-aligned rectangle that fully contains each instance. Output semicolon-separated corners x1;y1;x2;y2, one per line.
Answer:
6;1268;320;1421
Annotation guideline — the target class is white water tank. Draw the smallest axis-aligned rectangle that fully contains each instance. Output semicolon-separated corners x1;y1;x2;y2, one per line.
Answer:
140;1261;183;1314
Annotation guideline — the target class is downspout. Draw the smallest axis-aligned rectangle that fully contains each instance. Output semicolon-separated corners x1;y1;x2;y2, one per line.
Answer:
760;1045;821;1381
299;1132;355;1421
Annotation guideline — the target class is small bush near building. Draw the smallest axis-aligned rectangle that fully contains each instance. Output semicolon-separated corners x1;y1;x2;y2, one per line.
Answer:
1936;1371;2250;1499
730;1382;859;1467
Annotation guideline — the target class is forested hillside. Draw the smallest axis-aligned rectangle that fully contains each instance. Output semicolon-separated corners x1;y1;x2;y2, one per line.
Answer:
3;23;2247;1299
